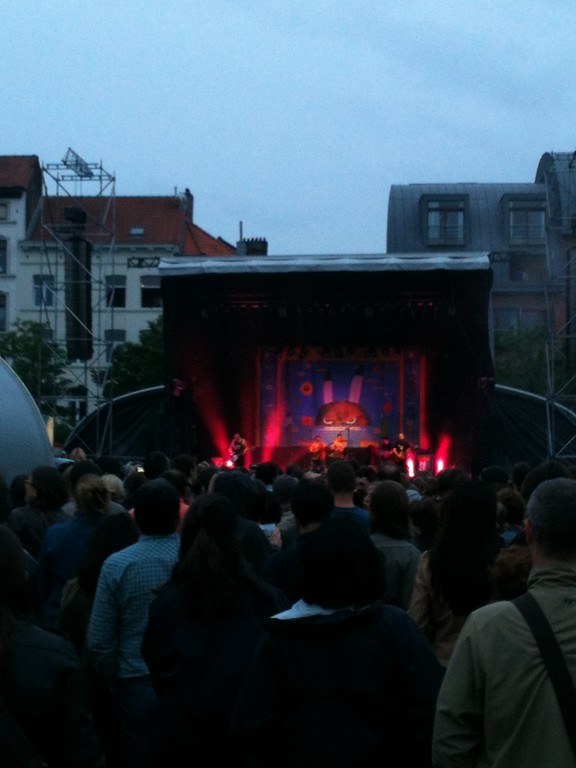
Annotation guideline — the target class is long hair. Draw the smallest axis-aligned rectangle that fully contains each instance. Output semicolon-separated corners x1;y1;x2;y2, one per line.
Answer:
173;492;262;619
428;479;500;616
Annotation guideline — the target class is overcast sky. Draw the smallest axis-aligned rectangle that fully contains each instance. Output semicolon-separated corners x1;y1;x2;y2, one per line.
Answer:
4;1;576;254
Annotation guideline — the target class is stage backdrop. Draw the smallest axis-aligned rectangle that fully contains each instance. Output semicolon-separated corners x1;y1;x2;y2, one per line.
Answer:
258;346;425;451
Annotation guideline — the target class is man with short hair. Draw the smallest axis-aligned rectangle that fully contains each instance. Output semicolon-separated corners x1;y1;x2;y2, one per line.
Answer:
433;477;576;767
86;478;180;768
326;459;369;529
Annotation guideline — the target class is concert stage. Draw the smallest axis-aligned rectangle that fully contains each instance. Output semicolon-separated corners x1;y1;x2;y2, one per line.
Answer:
159;252;494;473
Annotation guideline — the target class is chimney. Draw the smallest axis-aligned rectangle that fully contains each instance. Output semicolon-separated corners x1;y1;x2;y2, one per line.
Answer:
184;188;193;222
236;237;268;256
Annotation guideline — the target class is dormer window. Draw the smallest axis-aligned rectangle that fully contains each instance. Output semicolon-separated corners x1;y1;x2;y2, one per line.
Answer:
130;226;145;236
423;197;467;247
508;201;545;245
0;203;8;221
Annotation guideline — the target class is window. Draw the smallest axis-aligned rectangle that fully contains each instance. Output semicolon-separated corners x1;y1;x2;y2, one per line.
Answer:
425;199;466;246
494;308;519;331
508;254;547;283
33;274;55;307
0;239;7;274
0;294;6;332
509;202;545;245
141;275;162;308
104;329;126;362
523;310;547;329
105;275;126;308
0;203;8;221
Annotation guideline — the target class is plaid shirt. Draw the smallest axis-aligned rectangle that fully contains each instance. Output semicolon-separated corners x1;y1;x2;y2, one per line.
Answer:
87;533;179;687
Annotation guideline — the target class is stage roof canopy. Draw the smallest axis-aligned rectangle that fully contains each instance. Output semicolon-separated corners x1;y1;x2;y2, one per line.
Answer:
158;252;491;276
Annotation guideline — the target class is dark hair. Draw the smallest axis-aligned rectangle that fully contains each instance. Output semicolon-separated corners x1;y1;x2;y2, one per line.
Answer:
77;512;139;597
29;465;69;509
211;470;260;519
291;480;334;527
526;477;576;560
171;453;197;477
369;480;410;539
95;455;123;478
435;467;468;497
489;545;532;600
174;493;261;619
326;460;356;494
254;462;281;486
429;479;500;616
133;479;180;535
496;487;525;527
297;517;382;609
143;451;170;480
161;469;189;498
67;460;102;491
520;460;572;502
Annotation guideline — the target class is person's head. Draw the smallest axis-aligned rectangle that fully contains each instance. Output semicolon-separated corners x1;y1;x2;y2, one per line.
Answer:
272;474;299;507
368;480;410;539
161;469;190;500
479;465;509;492
25;465;69;509
101;473;126;504
74;474;111;518
69;447;87;462
489;544;532;600
77;512;139;597
398;432;405;441
133;478;180;535
326;459;355;495
496;487;525;528
434;467;469;498
175;493;255;618
525;477;576;562
171;453;197;479
520;460;572;503
67;459;102;495
254;462;281;486
296;517;382;609
95;455;123;479
291;480;334;530
210;470;261;519
143;450;170;480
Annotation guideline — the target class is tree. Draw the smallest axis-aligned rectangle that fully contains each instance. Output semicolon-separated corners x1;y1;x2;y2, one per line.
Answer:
0;320;70;410
100;314;165;398
493;326;569;396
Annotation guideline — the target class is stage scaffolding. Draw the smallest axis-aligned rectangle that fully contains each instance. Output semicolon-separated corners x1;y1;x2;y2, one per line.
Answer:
38;148;117;454
540;151;576;461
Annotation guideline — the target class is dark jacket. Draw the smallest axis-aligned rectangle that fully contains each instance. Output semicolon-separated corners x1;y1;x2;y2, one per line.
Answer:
1;618;105;767
141;580;287;765
232;602;444;767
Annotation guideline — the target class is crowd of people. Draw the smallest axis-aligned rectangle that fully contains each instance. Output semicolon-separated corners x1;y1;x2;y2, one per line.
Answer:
0;446;575;766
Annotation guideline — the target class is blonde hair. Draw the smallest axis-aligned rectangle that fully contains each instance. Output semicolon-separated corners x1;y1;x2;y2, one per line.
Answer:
74;474;110;517
101;473;126;503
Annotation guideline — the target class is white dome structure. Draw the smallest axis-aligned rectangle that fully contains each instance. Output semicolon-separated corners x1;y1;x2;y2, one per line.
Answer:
0;357;54;483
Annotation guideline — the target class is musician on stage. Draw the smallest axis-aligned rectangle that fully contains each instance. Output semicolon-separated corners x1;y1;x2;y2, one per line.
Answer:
379;435;394;463
309;435;327;472
391;432;410;469
228;433;248;468
328;432;348;462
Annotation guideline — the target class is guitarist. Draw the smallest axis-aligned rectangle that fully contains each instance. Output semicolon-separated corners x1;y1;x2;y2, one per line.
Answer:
391;432;410;469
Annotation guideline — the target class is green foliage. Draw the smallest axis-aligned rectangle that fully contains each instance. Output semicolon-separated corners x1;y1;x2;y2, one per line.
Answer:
101;314;165;398
0;320;70;408
493;326;566;396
